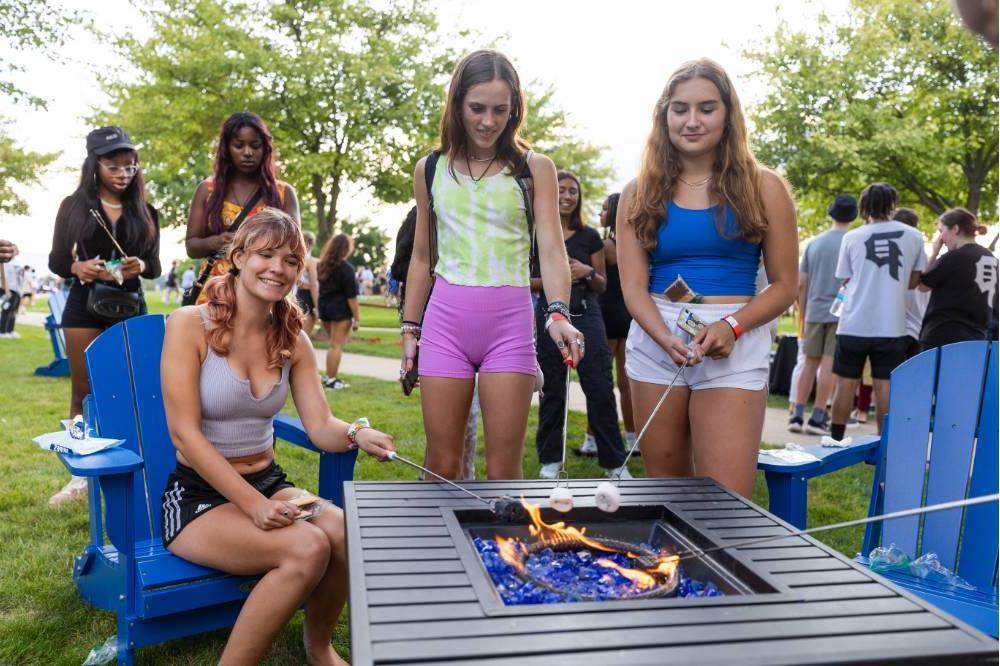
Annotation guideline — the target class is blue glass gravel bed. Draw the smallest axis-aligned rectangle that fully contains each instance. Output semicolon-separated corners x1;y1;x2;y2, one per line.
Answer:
474;536;723;605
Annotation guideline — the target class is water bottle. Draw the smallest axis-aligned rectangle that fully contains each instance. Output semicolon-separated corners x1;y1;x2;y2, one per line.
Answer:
830;284;848;317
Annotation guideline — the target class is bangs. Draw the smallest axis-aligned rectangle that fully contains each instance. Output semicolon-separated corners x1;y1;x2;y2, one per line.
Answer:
237;209;306;262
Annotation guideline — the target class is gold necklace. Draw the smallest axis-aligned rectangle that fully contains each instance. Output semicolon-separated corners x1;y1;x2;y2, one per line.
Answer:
677;174;713;189
468;153;496;162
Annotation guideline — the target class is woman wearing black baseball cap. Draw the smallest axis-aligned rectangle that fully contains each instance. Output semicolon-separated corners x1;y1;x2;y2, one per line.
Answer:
47;125;161;505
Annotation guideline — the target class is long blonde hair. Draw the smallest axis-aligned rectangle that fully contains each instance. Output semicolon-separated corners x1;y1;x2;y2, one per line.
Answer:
628;58;768;249
201;208;305;368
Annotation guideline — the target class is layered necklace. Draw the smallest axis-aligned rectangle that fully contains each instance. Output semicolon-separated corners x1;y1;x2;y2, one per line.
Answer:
467;152;497;184
677;174;713;189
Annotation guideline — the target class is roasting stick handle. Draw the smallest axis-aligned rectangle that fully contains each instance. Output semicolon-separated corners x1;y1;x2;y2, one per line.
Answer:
615;354;690;482
387;452;492;507
674;493;1000;563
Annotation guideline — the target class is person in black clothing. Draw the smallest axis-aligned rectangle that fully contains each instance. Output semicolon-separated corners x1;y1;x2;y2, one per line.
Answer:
47;126;161;505
317;233;359;390
534;172;627;479
919;207;998;351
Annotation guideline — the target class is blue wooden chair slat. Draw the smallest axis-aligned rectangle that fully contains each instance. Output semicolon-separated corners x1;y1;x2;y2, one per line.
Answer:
956;343;999;590
85;321;157;548
880;347;937;555
59;314;358;665
921;343;989;570
122;315;176;542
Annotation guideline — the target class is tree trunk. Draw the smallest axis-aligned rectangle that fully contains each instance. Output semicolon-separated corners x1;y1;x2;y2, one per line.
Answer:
965;171;983;214
312;173;330;244
325;176;341;242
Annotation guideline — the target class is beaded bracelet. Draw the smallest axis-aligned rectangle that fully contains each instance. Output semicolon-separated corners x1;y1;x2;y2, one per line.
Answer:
545;300;570;318
400;322;422;338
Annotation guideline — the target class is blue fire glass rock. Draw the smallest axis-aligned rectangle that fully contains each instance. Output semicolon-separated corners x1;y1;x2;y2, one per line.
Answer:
473;536;723;605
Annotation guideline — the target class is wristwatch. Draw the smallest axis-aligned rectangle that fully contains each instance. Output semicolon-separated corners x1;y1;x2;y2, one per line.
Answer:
346;417;371;450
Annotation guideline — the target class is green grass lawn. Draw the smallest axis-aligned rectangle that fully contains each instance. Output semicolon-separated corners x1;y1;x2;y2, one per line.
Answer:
1;317;872;664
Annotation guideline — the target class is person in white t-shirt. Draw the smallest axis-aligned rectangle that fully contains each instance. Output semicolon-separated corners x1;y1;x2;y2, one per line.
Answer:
829;183;926;441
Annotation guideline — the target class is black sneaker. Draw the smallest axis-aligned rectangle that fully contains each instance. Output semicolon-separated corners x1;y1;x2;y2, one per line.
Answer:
805;417;831;436
787;416;804;433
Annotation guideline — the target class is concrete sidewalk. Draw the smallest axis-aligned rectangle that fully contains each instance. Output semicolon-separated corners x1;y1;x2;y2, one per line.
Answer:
17;312;876;446
324;348;878;446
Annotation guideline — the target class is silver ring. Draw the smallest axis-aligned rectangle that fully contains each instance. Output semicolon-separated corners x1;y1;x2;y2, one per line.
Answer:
556;340;566;349
282;510;290;517
570;339;583;346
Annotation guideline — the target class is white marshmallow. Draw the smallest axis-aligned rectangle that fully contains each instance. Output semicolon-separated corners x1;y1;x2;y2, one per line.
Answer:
548;486;574;512
594;481;621;513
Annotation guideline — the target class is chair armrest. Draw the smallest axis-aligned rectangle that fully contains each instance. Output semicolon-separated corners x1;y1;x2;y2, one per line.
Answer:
757;435;880;479
273;413;322;453
57;445;144;477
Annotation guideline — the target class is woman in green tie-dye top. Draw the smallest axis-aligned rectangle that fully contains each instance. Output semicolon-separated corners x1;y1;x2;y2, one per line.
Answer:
401;50;583;480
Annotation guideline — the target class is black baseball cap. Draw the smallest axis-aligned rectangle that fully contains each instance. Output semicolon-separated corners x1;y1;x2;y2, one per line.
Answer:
86;126;135;157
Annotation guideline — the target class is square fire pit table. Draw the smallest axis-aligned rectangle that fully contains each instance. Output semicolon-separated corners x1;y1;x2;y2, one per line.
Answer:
344;477;998;665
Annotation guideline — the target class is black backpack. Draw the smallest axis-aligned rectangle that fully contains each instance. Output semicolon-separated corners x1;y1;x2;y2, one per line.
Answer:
389;150;536;286
389;206;417;282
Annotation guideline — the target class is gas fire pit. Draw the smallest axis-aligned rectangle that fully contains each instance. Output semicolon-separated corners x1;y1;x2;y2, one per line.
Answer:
344;478;997;665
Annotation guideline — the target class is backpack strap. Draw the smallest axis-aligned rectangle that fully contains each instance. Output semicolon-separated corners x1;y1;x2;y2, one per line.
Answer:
515;150;537;274
424;151;440;277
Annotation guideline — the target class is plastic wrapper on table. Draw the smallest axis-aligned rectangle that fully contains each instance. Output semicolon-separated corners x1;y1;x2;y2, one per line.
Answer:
867;543;976;590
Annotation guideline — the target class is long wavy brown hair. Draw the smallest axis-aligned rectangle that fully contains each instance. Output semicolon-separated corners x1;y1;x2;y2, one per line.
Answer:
201;208;305;368
628;58;768;249
316;233;354;282
438;49;531;177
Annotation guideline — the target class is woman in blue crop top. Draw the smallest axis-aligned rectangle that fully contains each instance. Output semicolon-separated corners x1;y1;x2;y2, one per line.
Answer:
617;59;798;498
160;210;396;665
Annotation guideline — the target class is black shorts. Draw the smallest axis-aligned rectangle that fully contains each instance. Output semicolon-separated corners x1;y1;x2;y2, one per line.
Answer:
296;289;315;315
318;296;352;323
160;461;295;547
833;335;909;380
60;282;148;330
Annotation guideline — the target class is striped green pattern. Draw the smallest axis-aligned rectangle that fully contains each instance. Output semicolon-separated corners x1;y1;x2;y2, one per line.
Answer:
432;156;530;287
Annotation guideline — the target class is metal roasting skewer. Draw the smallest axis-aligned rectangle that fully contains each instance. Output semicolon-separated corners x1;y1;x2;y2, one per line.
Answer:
612;352;691;483
387;451;495;507
670;493;1000;563
559;359;573;477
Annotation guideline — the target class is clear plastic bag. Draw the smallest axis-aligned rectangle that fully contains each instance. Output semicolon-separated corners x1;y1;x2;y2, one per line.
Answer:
867;543;976;590
83;635;117;665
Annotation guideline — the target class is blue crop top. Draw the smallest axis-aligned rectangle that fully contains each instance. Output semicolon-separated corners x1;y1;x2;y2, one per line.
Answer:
647;201;761;296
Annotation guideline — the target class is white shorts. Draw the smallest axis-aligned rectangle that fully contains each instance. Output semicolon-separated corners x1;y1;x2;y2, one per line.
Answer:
625;299;770;391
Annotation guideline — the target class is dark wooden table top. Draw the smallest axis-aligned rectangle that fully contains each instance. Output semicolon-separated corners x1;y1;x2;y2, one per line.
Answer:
345;478;998;665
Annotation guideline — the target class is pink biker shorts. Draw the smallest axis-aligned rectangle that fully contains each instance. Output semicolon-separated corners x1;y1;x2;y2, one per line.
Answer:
419;276;536;379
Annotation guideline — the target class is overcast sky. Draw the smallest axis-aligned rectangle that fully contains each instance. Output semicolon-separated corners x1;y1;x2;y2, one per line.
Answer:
0;0;846;275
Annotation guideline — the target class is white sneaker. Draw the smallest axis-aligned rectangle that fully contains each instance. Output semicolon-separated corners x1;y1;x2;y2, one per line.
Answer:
539;462;561;480
605;465;633;480
578;433;597;455
7;331;19;339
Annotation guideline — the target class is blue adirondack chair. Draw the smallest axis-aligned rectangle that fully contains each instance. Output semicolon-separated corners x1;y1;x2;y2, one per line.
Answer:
34;289;70;377
57;314;358;665
759;340;998;637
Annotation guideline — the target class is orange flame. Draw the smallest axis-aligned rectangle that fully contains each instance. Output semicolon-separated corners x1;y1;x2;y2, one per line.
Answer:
595;558;656;589
493;498;681;592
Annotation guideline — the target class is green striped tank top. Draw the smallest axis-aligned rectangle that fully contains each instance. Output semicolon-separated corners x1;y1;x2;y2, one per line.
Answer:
431;155;530;287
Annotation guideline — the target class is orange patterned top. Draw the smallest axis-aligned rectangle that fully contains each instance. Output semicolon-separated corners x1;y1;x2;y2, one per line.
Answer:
196;179;288;304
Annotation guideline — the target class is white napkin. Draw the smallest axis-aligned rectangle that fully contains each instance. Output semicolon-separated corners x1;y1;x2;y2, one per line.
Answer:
34;430;123;456
761;446;820;464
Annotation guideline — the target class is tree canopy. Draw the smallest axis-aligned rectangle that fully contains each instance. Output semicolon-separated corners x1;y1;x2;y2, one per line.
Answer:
97;0;611;244
0;0;74;215
746;0;998;236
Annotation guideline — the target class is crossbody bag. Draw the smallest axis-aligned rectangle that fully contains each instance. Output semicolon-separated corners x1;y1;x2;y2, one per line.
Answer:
182;189;262;306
